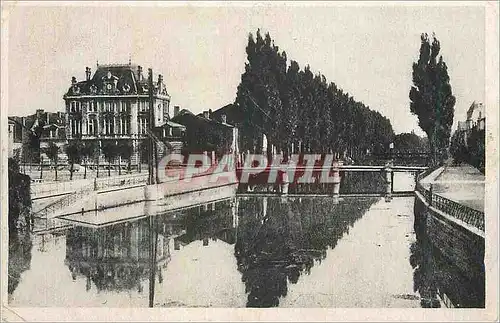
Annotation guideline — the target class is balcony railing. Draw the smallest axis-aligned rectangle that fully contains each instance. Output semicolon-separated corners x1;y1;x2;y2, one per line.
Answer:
416;181;484;232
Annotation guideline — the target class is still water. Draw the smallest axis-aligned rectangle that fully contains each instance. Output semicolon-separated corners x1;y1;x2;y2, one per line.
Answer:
9;193;432;308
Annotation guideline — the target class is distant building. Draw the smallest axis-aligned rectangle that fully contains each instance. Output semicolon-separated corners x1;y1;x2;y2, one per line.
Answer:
8;109;67;165
457;101;485;144
171;108;238;161
63;62;185;167
8;119;18;158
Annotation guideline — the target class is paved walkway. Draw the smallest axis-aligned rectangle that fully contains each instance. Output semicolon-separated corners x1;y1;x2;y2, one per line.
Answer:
427;165;485;212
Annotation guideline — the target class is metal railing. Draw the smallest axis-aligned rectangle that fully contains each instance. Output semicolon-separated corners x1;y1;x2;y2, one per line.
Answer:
94;173;148;191
416;180;484;232
32;181;96;220
31;173;148;197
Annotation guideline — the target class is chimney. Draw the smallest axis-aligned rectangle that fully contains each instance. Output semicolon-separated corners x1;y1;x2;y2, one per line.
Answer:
85;67;91;81
174;106;180;117
157;74;163;85
221;114;227;124
203;110;209;119
46;112;50;125
71;76;77;85
137;66;143;81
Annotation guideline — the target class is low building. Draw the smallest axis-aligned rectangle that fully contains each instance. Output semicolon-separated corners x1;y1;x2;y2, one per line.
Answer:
8;109;67;166
171;108;238;162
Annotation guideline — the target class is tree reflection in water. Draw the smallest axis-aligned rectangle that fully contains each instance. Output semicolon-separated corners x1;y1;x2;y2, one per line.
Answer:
8;232;33;295
235;196;378;308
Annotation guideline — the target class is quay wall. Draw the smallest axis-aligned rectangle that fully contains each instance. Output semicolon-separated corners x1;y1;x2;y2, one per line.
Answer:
413;186;485;307
52;171;237;217
414;194;485;280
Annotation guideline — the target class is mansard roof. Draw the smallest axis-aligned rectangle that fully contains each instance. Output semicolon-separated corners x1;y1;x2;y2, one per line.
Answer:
64;63;169;98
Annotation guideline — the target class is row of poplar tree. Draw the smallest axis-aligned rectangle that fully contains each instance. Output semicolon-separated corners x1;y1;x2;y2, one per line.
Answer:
233;30;395;160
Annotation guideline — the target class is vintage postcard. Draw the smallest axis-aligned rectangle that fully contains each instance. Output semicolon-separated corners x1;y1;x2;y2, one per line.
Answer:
1;1;498;321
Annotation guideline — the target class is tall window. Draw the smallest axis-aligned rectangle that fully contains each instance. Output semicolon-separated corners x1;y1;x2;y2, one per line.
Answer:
120;117;129;135
139;100;149;112
88;118;97;136
71;101;76;112
109;118;114;134
157;104;162;124
70;119;81;136
138;118;148;135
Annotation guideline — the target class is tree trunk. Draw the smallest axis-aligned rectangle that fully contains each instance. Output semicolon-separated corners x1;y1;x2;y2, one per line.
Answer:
70;162;74;180
119;161;122;176
55;160;58;181
84;159;87;180
96;158;99;178
40;160;43;180
108;161;111;177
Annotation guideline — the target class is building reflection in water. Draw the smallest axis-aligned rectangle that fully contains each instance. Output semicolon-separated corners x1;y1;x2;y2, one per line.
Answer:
234;196;378;307
65;218;171;293
64;198;239;297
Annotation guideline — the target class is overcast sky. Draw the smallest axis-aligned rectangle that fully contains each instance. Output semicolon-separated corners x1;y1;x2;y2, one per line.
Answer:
6;3;485;135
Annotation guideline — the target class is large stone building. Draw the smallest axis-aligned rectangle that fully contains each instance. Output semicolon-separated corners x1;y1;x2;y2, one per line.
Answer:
63;62;185;167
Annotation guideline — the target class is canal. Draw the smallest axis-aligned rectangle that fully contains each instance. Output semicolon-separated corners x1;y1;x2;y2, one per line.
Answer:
7;173;482;308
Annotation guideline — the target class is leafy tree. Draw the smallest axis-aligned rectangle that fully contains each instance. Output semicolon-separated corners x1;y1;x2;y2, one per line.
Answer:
44;142;60;181
137;139;149;173
394;132;429;153
81;141;99;179
233;29;396;162
450;130;469;164
101;141;119;177
409;33;456;165
65;140;83;180
117;140;134;174
8;158;32;232
467;127;485;172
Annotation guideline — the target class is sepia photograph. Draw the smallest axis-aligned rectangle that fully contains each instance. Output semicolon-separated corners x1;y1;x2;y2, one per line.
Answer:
1;1;498;321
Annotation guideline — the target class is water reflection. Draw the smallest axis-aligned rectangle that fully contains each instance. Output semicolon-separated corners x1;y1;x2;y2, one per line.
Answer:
411;205;485;308
8;232;33;296
65;218;170;294
11;192;452;308
64;198;238;300
235;196;378;307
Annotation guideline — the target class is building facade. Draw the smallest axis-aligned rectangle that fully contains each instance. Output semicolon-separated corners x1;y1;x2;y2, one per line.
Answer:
457;101;486;143
63;62;185;167
8;109;67;165
171;108;239;163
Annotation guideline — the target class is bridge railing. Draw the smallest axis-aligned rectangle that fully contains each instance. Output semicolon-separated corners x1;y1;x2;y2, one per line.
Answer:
416;180;484;232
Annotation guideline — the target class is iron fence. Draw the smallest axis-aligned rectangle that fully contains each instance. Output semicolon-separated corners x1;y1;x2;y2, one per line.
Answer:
416;180;484;232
